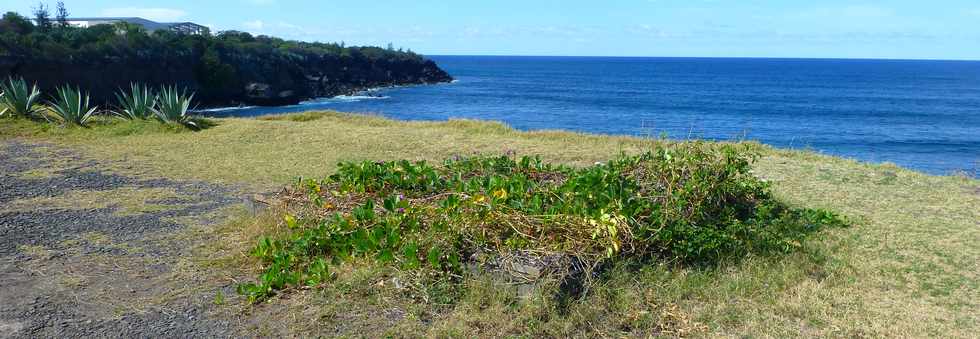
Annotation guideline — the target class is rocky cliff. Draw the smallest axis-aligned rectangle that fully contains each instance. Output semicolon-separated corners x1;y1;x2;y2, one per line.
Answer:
0;53;451;107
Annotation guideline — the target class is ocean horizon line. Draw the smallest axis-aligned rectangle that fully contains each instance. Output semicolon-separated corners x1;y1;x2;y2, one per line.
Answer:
424;54;980;63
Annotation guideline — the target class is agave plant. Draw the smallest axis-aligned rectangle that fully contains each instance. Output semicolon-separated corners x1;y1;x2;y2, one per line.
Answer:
0;77;43;119
47;86;99;127
152;86;198;129
114;83;156;120
0;90;7;117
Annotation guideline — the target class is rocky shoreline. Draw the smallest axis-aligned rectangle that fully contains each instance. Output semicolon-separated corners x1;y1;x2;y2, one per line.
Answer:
237;58;453;107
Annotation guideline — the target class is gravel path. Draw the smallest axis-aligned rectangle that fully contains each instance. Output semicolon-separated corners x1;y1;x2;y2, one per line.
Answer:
0;140;246;338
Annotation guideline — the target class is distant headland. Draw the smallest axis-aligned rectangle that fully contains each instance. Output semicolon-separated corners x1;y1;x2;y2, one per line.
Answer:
0;11;453;107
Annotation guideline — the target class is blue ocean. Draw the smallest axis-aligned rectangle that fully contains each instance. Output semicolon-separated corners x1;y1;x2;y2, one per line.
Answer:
206;56;980;176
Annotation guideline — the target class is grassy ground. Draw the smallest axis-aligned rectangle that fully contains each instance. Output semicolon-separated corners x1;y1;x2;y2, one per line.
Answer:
2;111;977;337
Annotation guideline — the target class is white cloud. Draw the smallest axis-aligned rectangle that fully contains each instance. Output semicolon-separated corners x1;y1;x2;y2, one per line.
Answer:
243;20;265;30
239;21;322;39
243;21;296;31
100;7;187;22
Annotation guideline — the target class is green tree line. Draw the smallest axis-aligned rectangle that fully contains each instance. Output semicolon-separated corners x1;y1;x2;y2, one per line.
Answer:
0;7;444;106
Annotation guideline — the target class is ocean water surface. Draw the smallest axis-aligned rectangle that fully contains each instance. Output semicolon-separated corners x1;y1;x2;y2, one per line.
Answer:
205;56;980;176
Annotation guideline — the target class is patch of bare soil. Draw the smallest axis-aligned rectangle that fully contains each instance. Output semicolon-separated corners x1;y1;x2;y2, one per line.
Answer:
0;140;244;338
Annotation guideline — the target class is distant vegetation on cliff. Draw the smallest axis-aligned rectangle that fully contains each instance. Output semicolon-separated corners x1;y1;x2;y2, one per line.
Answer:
0;10;452;107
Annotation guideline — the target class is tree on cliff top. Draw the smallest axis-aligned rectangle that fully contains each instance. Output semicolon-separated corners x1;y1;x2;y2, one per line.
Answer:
55;2;69;29
31;2;51;31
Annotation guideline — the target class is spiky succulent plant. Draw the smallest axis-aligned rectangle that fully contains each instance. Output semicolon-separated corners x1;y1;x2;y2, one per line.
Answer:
47;86;99;127
152;86;198;129
114;83;156;120
0;77;43;119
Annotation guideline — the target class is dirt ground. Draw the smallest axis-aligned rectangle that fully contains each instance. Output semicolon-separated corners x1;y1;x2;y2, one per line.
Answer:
0;140;245;338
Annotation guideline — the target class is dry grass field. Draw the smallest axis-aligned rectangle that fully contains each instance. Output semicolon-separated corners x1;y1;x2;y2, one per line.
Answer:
2;111;977;337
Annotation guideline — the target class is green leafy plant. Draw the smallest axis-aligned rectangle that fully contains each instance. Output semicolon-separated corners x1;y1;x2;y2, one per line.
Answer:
152;86;198;129
46;86;98;127
114;83;156;120
238;143;848;303
213;291;225;305
0;77;43;119
0;90;7;117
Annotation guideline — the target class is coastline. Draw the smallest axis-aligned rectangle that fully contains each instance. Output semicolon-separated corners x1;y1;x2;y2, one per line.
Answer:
3;4;976;336
203;55;978;177
196;80;459;114
195;107;979;177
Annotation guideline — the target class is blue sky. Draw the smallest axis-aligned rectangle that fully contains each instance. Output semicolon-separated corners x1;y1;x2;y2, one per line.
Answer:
4;0;980;59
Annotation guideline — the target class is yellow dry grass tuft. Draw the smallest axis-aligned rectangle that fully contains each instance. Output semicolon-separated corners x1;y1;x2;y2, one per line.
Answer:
0;186;183;216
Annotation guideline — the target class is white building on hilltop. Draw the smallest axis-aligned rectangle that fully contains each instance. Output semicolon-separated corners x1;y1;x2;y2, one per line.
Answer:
47;17;210;35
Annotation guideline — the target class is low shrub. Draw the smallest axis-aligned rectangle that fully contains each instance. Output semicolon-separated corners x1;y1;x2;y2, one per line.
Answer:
46;86;99;127
114;83;156;120
152;86;199;129
238;142;847;302
0;77;43;119
0;79;207;130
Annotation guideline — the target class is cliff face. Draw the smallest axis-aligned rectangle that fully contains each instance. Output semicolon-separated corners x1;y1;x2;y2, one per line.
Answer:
232;53;453;106
0;54;452;107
